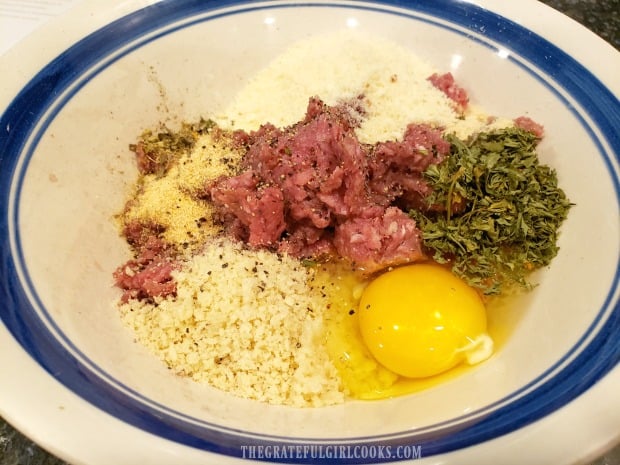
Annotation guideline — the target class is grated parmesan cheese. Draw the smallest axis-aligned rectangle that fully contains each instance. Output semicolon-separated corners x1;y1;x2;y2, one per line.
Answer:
214;31;514;143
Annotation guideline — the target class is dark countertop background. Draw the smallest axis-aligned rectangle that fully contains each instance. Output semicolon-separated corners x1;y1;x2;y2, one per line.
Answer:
1;0;618;464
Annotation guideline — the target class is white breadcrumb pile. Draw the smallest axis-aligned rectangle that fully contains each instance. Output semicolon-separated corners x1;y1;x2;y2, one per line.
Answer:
119;238;344;407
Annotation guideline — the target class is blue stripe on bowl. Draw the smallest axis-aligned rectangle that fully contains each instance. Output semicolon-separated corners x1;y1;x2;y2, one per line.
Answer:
0;0;618;462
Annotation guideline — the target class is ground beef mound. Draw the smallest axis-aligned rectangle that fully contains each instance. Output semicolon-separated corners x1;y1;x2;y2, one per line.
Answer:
514;116;545;138
113;222;178;302
209;97;450;273
427;72;469;112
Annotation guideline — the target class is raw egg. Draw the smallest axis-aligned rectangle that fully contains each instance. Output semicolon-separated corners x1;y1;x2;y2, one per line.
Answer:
358;264;493;379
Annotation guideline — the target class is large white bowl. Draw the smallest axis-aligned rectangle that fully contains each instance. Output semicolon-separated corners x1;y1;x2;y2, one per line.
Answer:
0;1;618;464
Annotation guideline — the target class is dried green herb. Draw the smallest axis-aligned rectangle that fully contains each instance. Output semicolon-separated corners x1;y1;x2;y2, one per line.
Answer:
411;128;572;295
301;258;318;267
132;118;215;177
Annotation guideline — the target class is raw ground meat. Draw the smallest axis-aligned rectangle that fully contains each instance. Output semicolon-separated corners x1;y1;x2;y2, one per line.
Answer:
427;72;469;112
209;97;448;272
368;123;451;210
514;116;545;138
334;207;425;274
113;222;177;302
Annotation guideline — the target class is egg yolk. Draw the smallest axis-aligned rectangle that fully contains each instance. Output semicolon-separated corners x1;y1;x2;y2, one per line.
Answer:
358;264;493;379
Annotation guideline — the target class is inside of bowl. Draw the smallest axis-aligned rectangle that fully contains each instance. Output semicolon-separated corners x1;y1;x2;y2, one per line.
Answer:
12;4;618;439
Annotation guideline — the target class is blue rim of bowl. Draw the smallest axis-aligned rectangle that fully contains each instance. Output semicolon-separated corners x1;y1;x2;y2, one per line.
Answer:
0;0;618;462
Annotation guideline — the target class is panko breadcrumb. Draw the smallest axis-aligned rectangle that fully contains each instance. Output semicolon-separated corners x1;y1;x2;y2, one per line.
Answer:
119;238;345;407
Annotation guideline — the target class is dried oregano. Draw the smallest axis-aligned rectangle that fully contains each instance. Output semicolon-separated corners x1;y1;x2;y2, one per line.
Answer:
130;118;215;177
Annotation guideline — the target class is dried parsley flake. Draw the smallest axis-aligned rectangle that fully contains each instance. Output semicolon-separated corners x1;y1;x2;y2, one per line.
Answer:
411;128;572;295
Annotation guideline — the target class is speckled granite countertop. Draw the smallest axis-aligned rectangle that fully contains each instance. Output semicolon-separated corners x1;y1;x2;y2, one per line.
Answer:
1;1;618;464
